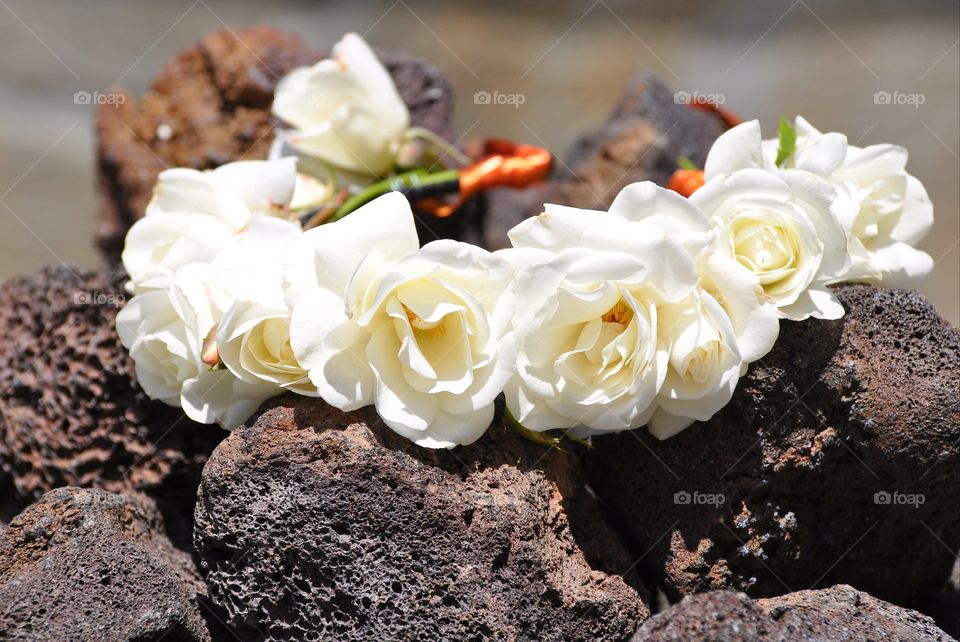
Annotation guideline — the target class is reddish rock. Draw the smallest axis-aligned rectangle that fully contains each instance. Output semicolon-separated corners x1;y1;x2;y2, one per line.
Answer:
96;26;468;262
194;395;650;641
0;487;210;641
0;265;223;548
633;585;953;641
587;285;960;606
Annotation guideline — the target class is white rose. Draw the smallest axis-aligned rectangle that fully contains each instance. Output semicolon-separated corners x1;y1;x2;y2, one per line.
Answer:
116;263;281;429
697;120;850;321
504;193;706;434
211;217;316;396
605;183;780;439
504;183;778;439
761;116;933;287
272;33;410;178
121;158;296;293
288;192;514;448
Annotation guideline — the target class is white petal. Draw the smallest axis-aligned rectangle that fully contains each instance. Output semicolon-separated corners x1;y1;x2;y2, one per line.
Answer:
778;287;846;321
301;191;418;296
698;252;779;363
889;175;934;245
648;408;696;440
704;120;765;179
289;288;374;410
181;369;279;429
415;405;495;449
367;322;439;433
209;158;296;216
873;242;934;287
608;180;711;232
794;131;848;176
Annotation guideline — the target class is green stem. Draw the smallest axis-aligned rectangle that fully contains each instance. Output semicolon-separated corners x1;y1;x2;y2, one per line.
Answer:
326;168;460;223
503;405;595;450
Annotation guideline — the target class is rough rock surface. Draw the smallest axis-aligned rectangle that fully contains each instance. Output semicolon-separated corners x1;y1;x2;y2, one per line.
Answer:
545;71;727;211
588;285;960;606
195;395;651;641
96;26;467;261
632;585;954;641
0;265;223;547
0;487;210;641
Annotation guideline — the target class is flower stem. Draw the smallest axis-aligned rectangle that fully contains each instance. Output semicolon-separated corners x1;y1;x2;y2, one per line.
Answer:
504;406;591;450
325;168;461;223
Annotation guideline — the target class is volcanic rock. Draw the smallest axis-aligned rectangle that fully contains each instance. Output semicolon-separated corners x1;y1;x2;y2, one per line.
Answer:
632;585;954;641
194;395;651;641
545;71;727;211
0;487;210;641
587;285;960;606
0;265;223;548
96;26;466;261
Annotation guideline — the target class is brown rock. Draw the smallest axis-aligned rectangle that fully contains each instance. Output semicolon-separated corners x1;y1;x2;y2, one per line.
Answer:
546;71;726;211
0;487;210;641
587;285;960;606
194;395;651;641
0;265;223;548
632;585;954;641
96;26;467;262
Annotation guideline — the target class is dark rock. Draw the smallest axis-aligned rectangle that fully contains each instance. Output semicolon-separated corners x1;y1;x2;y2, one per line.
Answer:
545;71;727;211
194;394;651;641
588;285;960;606
923;557;960;639
0;265;224;549
632;585;954;641
0;487;210;641
96;26;467;262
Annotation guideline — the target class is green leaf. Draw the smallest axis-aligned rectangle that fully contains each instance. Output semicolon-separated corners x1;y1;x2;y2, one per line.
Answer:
676;156;698;170
775;117;797;167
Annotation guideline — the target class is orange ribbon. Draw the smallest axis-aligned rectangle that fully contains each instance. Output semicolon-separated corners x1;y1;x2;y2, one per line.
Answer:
423;140;552;218
688;96;743;129
666;169;705;198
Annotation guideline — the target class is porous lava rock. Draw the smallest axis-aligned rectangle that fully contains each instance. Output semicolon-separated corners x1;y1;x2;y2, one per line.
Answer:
0;487;210;641
632;585;954;641
194;395;651;641
0;265;223;547
545;71;727;211
96;26;467;261
587;285;960;606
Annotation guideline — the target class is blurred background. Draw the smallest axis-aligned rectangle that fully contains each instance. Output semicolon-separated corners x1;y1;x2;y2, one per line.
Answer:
1;0;957;322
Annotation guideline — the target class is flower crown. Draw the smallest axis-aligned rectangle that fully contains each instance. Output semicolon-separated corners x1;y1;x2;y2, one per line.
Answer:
116;33;933;449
